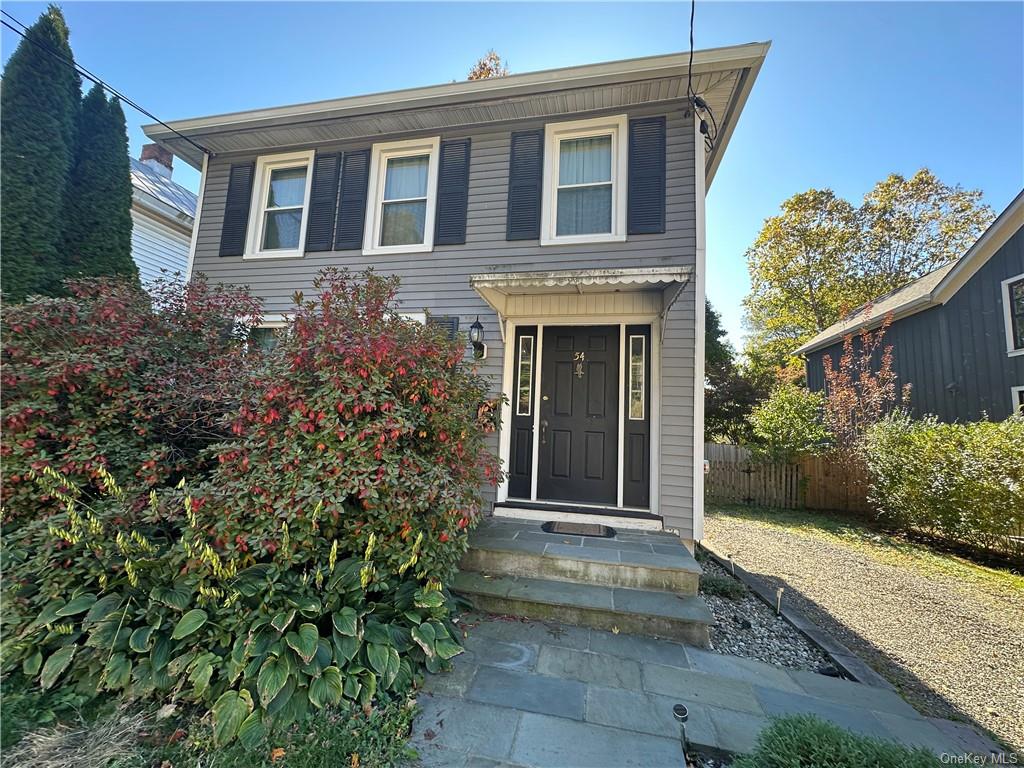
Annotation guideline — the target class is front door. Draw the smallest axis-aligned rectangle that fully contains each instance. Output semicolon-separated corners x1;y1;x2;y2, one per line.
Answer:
537;326;619;504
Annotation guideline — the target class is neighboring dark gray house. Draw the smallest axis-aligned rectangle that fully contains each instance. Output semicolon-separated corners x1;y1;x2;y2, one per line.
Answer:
130;144;196;282
797;190;1024;422
142;44;769;548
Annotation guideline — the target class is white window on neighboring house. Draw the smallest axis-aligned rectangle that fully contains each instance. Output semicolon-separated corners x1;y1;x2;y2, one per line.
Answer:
363;137;440;255
1012;386;1024;415
1002;273;1024;356
541;115;628;246
245;151;315;259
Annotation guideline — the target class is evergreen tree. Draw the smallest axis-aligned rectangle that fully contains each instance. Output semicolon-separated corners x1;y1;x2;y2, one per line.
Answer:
61;85;136;282
1;5;81;301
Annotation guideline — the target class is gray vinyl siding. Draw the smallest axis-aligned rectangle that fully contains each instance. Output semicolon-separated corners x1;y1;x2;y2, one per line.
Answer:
190;104;698;533
805;226;1024;422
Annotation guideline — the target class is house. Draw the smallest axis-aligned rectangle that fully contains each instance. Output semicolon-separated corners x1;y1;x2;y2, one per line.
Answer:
796;190;1024;421
129;144;196;283
142;44;769;549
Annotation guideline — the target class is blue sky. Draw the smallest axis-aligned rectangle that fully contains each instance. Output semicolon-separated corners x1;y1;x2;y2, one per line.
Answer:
3;2;1022;351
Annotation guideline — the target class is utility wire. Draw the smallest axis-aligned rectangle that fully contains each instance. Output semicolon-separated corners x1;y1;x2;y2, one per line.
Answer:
686;0;719;153
0;10;211;157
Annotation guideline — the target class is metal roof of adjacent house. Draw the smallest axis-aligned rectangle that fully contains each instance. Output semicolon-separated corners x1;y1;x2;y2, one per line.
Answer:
130;157;197;219
794;189;1024;356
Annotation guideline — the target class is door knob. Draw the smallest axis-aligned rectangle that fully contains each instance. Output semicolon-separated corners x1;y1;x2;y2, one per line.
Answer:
542;395;549;401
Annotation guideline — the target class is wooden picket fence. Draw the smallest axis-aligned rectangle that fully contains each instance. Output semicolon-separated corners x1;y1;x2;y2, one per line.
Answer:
704;443;872;514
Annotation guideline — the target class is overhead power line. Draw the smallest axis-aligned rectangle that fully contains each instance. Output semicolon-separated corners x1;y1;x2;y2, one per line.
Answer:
686;0;719;154
0;9;210;157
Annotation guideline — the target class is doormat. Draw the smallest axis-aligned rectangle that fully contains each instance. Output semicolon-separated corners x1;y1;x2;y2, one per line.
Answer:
541;521;616;538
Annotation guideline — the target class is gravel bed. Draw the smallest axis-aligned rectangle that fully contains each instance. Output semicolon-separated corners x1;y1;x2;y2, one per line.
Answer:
704;511;1024;754
699;557;831;671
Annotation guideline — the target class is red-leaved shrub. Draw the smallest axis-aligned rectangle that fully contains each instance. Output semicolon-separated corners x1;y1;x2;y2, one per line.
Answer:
206;268;503;583
1;275;261;524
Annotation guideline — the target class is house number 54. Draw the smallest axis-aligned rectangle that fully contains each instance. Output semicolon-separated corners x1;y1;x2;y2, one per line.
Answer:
574;351;585;378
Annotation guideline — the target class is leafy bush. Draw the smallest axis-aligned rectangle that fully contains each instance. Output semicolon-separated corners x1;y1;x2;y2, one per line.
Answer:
1;269;502;744
699;573;746;600
747;383;831;462
148;695;418;768
862;412;1024;559
731;714;941;768
1;275;261;525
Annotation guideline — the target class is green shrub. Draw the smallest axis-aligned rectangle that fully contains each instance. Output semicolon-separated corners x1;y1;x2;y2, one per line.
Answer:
747;384;831;463
148;695;418;768
699;573;746;600
731;714;941;768
1;269;503;744
862;412;1024;558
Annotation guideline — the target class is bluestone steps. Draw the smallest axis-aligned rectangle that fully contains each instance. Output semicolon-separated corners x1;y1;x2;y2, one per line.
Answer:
455;519;713;647
461;518;702;593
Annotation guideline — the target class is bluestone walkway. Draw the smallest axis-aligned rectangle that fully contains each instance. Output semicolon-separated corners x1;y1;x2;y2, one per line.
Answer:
410;613;1004;767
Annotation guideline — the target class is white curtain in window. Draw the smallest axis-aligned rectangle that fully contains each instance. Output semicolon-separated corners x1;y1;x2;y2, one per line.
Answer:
557;136;612;236
384;156;429;200
559;136;611;185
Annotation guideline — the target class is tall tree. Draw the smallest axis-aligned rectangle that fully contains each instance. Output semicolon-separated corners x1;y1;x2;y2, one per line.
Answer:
705;301;765;442
467;50;509;80
855;169;994;298
743;173;993;379
1;5;81;301
742;189;861;377
62;86;136;281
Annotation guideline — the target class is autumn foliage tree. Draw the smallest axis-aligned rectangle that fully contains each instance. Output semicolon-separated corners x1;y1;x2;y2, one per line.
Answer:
744;170;994;379
821;312;910;463
467;50;509;80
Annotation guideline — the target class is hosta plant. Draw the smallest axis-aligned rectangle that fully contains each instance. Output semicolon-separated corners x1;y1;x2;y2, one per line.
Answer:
2;470;464;747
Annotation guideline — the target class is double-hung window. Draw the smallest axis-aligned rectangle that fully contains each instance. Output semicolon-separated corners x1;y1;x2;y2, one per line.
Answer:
364;137;440;255
1002;273;1024;356
245;151;314;259
541;115;627;245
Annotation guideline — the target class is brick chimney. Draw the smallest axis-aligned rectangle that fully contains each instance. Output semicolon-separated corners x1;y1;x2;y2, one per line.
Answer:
140;143;174;179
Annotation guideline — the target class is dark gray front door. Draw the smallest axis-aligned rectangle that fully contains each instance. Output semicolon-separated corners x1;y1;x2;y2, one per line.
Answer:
537;326;619;504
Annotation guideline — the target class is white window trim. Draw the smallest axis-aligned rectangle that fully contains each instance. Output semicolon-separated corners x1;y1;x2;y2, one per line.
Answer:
399;311;427;324
541;114;628;246
1012;385;1024;414
363;137;440;256
243;150;315;260
1001;272;1024;357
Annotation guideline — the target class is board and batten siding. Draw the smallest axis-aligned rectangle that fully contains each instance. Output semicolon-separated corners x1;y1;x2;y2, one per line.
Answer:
131;207;191;283
806;226;1024;422
190;104;699;536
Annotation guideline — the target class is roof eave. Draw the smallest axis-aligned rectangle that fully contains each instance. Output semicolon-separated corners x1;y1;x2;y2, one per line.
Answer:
144;42;770;173
793;295;938;356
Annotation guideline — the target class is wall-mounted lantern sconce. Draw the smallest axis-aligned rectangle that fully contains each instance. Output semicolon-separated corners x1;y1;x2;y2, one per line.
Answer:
469;316;487;360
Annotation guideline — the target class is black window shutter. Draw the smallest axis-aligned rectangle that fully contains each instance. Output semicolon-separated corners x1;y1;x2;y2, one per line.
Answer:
506;129;544;241
627;116;667;235
334;149;371;250
434;139;471;245
428;315;459;341
305;151;342;252
219;162;256;256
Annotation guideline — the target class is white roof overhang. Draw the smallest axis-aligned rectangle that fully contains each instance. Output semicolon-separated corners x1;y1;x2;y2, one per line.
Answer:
143;42;769;187
470;266;692;330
